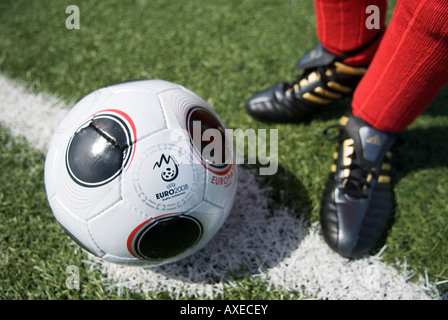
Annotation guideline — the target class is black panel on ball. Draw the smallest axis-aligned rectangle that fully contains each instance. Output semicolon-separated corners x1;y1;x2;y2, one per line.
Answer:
186;107;228;168
67;125;124;185
135;215;203;260
91;117;129;149
66;114;133;187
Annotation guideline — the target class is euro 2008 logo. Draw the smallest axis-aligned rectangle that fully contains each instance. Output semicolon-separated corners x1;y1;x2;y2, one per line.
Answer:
153;154;179;182
131;143;201;212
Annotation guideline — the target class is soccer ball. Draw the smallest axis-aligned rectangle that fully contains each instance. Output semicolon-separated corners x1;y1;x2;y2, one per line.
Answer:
44;80;237;266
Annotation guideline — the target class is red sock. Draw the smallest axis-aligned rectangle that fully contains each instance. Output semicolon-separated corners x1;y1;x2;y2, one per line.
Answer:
352;0;448;133
313;0;388;67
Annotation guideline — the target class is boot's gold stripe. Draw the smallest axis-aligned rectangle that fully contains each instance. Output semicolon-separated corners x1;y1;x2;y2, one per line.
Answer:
339;116;349;126
378;175;391;183
333;61;367;76
302;92;331;104
314;86;343;99
327;81;353;94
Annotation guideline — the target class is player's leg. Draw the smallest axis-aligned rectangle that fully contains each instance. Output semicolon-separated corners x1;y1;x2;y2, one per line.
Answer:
245;0;387;123
352;0;448;132
314;0;387;67
320;0;448;258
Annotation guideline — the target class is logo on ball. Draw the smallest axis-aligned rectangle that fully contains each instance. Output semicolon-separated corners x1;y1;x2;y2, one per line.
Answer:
153;154;179;182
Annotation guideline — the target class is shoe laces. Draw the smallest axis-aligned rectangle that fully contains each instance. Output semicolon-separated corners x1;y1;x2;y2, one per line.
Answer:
324;124;374;199
341;143;374;199
286;65;334;98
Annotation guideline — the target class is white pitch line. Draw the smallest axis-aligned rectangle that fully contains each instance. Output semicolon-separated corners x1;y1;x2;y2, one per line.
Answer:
0;73;440;300
0;75;69;152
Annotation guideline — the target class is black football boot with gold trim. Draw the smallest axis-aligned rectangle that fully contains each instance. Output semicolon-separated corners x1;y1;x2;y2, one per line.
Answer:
245;43;367;123
320;112;398;258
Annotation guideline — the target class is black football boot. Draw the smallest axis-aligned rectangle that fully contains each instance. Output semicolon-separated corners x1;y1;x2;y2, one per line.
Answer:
245;43;367;123
320;112;398;258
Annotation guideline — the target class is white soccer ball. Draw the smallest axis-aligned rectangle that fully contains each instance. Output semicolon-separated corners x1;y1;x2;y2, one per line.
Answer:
44;80;237;266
